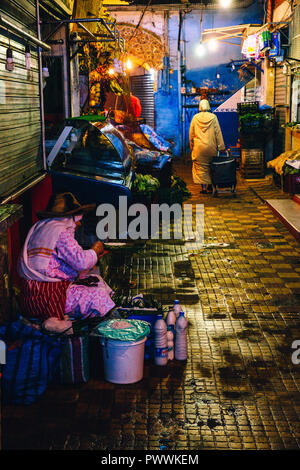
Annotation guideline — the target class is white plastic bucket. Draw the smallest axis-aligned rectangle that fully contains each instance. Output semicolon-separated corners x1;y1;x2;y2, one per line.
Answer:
101;337;147;384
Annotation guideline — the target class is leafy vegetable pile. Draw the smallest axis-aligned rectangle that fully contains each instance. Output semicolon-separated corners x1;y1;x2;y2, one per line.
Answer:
283;164;300;175
132;174;160;202
158;176;191;205
239;113;262;129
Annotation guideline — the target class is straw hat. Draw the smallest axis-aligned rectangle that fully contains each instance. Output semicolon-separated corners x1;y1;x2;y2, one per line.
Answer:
36;192;95;219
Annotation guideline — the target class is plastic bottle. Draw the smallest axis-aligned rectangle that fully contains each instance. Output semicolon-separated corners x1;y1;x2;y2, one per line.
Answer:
167;326;174;361
166;309;176;338
154;314;168;366
175;312;188;361
173;300;182;318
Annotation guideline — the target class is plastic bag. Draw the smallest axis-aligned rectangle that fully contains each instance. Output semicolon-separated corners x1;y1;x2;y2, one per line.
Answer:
95;319;150;342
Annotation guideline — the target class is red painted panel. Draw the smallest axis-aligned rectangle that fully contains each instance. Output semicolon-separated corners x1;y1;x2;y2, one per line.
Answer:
8;175;53;289
7;199;21;289
30;175;52;224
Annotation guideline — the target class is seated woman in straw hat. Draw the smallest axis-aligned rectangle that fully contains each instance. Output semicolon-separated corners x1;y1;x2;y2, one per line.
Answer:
18;192;115;321
189;99;225;194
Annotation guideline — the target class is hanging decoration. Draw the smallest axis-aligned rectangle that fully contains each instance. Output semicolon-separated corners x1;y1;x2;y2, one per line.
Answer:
269;32;283;62
242;34;259;60
242;30;283;62
259;30;272;52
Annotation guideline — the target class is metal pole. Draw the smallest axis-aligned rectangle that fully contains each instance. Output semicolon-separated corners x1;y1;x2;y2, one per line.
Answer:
182;12;186;163
1;175;46;205
66;22;71;117
36;0;47;171
177;11;183;159
0;14;50;50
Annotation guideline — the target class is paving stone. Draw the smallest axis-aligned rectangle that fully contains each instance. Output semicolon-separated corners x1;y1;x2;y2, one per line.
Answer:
2;165;300;450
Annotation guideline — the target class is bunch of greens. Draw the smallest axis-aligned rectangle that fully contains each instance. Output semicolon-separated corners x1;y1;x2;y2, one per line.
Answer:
132;174;160;202
283;165;300;175
239;113;262;128
158;176;191;205
282;121;300;131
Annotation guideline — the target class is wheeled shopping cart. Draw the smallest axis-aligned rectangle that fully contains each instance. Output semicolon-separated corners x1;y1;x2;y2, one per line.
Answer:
210;151;237;197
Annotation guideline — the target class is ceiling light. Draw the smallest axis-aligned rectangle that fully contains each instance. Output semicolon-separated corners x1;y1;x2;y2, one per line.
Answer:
220;0;232;8
196;42;206;57
126;59;133;70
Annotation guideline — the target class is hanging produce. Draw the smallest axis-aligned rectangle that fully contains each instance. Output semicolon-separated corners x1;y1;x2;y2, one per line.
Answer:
78;10;125;114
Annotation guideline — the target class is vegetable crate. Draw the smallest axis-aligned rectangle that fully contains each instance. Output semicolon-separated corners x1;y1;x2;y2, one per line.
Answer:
237;101;259;115
240;133;265;150
240;118;262;131
241;149;264;179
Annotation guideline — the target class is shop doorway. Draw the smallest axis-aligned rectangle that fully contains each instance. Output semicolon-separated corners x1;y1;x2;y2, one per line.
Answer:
43;56;65;138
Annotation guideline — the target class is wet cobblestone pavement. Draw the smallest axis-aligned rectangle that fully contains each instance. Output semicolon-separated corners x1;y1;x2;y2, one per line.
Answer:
3;163;300;450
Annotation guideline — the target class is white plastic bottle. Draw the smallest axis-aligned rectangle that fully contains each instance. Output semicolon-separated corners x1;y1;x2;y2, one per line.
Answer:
167;326;174;361
173;300;182;318
175;312;188;361
154;314;168;366
166;309;176;337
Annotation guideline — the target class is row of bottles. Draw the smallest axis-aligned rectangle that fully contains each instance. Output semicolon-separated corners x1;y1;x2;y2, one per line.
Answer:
154;300;188;366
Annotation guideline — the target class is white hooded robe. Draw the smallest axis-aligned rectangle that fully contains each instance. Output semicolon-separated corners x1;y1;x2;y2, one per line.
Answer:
189;111;225;184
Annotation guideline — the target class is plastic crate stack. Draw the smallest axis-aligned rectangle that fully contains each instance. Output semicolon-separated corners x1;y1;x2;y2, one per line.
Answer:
241;149;264;179
238;102;265;179
237;101;260;115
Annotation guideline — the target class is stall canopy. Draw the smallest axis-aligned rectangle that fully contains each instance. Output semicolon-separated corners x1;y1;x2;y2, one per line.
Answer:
201;24;261;45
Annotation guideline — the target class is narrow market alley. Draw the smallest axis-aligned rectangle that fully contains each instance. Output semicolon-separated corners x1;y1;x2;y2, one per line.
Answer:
3;162;300;451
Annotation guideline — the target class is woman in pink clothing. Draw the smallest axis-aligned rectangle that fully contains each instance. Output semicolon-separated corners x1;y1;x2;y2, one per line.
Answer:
18;192;115;321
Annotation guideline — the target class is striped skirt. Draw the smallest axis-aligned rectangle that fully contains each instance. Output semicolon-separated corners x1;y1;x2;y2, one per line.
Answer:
20;279;71;321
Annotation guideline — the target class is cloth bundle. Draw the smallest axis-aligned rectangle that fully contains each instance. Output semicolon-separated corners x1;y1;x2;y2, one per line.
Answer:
0;318;64;405
267;150;300;175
